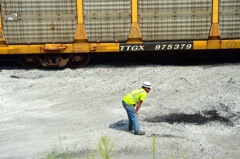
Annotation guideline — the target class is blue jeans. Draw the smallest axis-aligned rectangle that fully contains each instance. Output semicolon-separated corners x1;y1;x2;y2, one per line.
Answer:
122;100;141;133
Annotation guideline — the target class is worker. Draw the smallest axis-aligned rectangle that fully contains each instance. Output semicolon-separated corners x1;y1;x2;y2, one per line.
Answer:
122;81;151;135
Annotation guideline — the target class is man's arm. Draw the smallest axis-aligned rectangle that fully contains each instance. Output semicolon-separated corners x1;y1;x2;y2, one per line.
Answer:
135;100;143;115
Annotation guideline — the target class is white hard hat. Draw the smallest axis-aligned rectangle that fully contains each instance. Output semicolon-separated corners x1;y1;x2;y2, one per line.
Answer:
142;81;151;88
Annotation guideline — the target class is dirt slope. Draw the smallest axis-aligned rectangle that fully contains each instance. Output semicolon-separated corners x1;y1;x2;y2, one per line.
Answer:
0;60;240;159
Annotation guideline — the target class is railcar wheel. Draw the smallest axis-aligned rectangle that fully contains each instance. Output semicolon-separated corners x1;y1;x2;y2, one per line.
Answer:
20;55;41;69
69;53;90;68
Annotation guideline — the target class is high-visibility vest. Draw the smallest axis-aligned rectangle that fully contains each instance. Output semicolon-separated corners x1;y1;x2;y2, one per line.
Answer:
123;88;147;106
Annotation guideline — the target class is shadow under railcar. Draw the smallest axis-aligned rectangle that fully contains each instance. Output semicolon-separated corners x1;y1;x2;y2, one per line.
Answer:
89;49;240;67
0;49;240;68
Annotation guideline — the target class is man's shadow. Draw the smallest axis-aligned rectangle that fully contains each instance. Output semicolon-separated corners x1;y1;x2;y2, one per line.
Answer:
109;120;129;132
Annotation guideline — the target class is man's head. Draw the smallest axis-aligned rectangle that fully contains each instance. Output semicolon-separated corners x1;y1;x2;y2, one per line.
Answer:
142;81;151;93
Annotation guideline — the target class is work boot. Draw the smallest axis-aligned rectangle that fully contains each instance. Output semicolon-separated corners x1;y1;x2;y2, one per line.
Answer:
129;126;134;131
134;131;145;135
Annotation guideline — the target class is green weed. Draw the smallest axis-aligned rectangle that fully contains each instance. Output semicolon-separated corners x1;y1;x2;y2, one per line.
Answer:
43;135;216;159
152;136;156;159
42;134;78;159
97;136;116;159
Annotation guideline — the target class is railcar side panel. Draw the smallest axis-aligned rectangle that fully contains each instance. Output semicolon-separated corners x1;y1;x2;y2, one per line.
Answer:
1;0;77;44
138;0;212;41
83;0;131;42
219;0;240;39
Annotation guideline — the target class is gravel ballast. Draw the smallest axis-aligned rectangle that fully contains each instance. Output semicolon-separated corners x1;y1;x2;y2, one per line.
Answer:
0;61;240;159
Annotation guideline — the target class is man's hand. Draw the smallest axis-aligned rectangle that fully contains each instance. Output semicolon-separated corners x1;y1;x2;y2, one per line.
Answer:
135;101;143;115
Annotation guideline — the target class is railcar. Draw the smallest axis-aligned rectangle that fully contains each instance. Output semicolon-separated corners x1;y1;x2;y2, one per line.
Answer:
0;0;239;68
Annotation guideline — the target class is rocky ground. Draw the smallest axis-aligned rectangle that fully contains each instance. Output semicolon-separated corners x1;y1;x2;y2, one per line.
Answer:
0;53;240;159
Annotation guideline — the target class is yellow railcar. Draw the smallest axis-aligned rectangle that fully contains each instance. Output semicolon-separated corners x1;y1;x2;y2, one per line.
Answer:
0;0;239;68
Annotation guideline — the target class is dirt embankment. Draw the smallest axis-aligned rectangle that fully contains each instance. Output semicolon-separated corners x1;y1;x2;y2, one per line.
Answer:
0;58;240;159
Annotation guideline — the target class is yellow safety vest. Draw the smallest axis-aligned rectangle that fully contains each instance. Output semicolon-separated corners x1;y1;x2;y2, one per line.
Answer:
123;88;148;106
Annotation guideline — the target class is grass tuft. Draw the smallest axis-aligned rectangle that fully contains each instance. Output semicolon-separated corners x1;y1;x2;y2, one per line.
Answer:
152;135;156;159
42;135;216;159
97;136;116;159
42;134;78;159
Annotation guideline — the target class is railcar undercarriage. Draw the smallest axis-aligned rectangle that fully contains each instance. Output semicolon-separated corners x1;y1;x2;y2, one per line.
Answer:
19;53;90;68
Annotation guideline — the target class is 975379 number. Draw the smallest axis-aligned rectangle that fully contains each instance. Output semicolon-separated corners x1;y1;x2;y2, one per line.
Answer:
154;43;193;50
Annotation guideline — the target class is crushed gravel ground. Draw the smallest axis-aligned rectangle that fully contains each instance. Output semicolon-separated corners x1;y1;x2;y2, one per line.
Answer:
0;55;240;159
